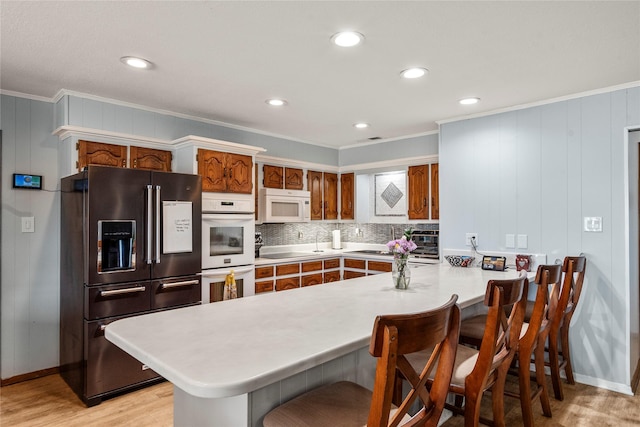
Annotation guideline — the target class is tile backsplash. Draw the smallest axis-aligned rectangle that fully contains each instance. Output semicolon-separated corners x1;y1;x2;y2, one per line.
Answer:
256;222;438;247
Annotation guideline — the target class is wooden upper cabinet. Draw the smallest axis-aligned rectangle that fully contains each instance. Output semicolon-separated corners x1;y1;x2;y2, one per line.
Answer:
198;149;253;193
198;149;227;192
340;172;355;220
263;164;284;189
430;163;439;220
130;146;172;171
307;170;323;220
324;172;338;220
226;153;253;193
285;167;304;190
77;140;127;171
408;164;429;220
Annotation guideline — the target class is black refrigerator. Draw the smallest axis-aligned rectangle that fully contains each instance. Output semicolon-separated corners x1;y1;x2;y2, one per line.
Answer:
60;165;202;406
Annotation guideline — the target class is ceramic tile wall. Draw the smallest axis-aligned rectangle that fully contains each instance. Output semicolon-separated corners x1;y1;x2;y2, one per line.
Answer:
256;222;438;247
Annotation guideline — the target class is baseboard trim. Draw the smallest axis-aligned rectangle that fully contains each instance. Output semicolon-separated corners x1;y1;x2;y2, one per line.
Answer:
632;359;640;394
1;367;59;387
573;373;633;396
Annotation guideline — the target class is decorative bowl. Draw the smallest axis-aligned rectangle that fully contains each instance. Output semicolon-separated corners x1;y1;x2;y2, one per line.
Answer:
445;255;475;267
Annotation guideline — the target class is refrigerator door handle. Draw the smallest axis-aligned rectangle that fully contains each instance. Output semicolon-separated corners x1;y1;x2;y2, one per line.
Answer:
146;185;153;264
160;279;199;289
155;185;161;263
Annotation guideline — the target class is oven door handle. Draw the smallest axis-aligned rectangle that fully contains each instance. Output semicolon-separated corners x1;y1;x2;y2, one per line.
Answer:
199;266;254;279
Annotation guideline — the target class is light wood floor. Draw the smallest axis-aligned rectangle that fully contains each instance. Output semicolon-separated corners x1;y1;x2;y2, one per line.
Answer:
1;373;639;426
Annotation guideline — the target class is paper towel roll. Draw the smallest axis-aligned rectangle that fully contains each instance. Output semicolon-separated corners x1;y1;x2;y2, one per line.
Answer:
332;230;341;249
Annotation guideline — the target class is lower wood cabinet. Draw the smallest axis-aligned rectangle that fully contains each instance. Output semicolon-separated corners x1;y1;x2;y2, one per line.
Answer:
255;280;274;294
324;270;341;283
343;270;366;280
368;260;392;273
255;255;391;293
276;277;300;291
301;273;323;287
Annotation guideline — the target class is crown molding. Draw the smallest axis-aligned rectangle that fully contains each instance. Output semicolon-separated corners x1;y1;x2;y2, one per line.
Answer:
255;154;339;173
341;155;439;173
0;89;55;103
437;81;640;126
51;89;332;149
339;129;439;150
173;135;266;156
52;126;267;156
52;125;169;146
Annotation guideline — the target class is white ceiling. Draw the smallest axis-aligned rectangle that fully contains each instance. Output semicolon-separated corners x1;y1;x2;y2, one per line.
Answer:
1;1;639;149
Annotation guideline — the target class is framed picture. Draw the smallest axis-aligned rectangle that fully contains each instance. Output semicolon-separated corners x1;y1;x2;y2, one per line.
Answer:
374;171;406;216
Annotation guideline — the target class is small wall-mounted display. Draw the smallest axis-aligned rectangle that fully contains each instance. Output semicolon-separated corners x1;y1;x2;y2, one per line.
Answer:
13;173;43;190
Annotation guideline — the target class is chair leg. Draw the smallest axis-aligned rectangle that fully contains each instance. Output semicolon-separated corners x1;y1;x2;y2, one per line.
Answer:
517;351;534;427
491;365;509;427
534;342;552;417
548;332;565;401
464;390;483;427
560;324;575;385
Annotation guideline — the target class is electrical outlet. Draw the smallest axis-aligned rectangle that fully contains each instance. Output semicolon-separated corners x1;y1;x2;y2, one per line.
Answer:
465;233;478;246
298;231;304;239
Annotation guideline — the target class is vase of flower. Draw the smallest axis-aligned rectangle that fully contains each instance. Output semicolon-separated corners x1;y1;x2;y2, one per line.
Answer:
392;255;411;289
386;227;417;290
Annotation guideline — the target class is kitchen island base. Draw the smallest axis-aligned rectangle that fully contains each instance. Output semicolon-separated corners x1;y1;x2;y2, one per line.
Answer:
173;346;376;427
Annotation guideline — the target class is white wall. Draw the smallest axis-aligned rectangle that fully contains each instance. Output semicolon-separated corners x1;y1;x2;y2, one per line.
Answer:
1;96;60;378
439;86;640;392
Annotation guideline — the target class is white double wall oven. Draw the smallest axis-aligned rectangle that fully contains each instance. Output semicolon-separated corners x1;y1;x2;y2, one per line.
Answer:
201;193;255;303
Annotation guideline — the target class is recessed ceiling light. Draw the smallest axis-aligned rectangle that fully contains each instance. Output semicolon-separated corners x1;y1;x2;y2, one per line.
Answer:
120;56;153;69
266;99;287;107
400;68;428;79
459;97;480;105
331;31;364;47
353;123;369;129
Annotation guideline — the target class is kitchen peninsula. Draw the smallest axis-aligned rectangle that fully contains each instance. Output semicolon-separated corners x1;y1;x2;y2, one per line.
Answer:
106;264;533;426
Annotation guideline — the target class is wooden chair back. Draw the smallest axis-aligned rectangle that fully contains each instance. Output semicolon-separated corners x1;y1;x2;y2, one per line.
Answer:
561;255;587;321
522;264;563;347
368;295;461;427
467;276;528;394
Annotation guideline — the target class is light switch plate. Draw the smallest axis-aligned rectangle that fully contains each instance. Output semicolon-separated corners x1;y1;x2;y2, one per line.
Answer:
517;234;528;249
506;234;515;248
21;216;35;233
584;217;603;232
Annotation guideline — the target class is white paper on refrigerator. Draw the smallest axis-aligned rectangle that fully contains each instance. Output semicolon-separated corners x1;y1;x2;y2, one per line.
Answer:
162;201;193;253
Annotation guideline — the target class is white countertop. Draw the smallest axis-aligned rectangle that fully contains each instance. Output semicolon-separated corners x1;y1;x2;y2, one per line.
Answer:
106;264;528;399
255;244;439;265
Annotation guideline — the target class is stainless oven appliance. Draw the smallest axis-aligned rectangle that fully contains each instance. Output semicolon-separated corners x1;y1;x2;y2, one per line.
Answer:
60;166;202;406
201;193;255;303
410;230;439;260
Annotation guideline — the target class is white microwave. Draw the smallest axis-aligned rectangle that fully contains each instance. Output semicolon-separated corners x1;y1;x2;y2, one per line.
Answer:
259;188;311;223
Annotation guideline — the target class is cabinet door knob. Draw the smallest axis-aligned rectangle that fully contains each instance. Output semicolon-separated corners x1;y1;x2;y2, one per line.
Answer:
223;167;227;177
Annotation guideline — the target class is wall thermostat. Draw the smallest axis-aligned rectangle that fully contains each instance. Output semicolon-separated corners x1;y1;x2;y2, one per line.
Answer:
13;173;43;190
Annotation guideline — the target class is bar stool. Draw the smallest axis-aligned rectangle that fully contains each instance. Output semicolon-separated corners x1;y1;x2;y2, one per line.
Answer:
262;295;461;427
458;265;561;426
548;255;586;401
404;275;528;427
